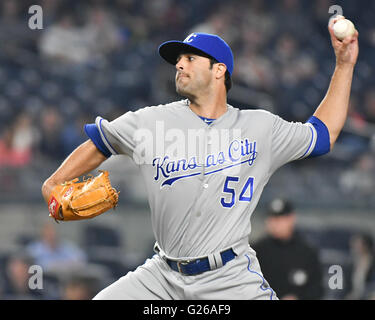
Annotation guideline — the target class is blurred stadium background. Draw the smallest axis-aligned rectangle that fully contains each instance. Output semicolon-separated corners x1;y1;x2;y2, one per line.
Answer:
0;0;374;300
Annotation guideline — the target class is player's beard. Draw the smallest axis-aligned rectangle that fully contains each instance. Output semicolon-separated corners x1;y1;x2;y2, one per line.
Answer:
176;79;197;101
175;73;211;102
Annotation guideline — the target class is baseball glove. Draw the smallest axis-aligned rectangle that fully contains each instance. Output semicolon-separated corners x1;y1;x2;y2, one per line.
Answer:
47;170;119;222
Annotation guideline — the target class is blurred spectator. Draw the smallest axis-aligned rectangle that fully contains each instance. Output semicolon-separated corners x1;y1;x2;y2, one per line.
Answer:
39;5;123;66
234;46;276;92
39;0;64;28
11;112;39;164
240;0;276;48
1;253;44;299
363;88;375;124
37;107;65;161
0;113;37;167
348;95;368;126
275;0;314;40
339;153;375;201
0;0;36;59
12;112;38;151
313;0;334;25
346;233;375;300
252;198;324;300
83;6;124;58
26;222;87;272
190;10;237;46
62;276;97;300
0;127;21;167
271;33;317;88
39;13;93;65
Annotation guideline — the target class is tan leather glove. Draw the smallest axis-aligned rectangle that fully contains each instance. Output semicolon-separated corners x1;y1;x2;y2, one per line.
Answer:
47;170;119;221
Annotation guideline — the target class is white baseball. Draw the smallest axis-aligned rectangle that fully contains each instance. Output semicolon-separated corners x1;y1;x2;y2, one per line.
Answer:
333;19;356;41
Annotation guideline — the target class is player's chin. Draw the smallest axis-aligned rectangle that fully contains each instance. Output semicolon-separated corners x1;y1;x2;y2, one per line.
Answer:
176;84;191;98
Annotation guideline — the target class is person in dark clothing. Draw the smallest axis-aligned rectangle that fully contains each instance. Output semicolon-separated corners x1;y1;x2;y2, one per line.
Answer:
252;198;324;300
345;232;375;300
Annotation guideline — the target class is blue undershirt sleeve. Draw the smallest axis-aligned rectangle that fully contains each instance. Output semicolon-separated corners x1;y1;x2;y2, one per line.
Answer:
84;123;112;158
306;116;331;158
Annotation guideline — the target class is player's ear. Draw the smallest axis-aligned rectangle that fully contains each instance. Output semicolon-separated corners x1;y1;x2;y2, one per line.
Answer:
215;63;227;79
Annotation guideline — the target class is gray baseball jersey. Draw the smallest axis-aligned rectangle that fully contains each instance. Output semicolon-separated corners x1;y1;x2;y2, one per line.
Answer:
92;99;317;299
96;99;316;256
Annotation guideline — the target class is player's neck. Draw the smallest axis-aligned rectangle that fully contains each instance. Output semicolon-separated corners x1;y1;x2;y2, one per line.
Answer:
188;92;227;119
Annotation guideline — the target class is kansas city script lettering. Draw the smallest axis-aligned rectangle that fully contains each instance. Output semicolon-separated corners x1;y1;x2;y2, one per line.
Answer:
152;139;257;184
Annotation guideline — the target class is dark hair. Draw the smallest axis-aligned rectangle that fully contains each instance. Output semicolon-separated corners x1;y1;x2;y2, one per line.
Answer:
357;233;374;253
209;58;232;93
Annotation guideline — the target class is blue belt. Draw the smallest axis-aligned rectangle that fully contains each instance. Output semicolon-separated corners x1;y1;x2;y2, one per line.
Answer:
164;248;236;276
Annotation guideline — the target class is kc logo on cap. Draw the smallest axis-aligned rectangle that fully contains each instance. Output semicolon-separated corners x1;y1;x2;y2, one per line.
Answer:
159;32;234;75
184;33;198;43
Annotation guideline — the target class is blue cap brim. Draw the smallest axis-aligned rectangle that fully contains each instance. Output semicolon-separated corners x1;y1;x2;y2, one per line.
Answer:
158;41;214;65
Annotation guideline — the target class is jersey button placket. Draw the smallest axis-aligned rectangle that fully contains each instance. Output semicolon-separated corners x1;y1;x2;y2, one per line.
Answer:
202;127;211;187
196;127;210;218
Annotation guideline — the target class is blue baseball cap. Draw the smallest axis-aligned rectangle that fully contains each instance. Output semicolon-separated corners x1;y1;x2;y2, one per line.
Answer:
158;33;234;75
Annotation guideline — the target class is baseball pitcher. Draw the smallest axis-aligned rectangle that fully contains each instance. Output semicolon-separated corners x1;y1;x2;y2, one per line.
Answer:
42;16;359;300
